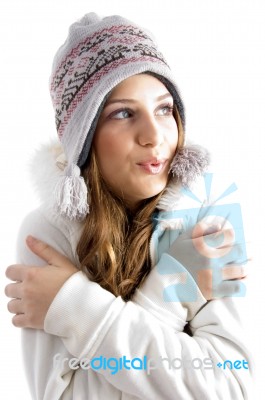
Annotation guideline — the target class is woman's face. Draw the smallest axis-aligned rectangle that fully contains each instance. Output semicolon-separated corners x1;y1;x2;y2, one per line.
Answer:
94;74;179;209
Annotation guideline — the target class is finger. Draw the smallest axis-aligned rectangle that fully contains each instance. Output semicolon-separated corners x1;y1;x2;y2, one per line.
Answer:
5;282;23;299
220;242;248;265
222;264;248;280
192;221;222;240
7;298;24;314
216;227;247;249
204;225;222;235
214;278;247;298
192;228;235;259
217;228;235;246
5;264;29;282
26;236;74;269
12;313;27;328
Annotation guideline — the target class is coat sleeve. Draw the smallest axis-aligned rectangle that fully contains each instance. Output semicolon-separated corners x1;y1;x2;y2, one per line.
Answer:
16;208;82;400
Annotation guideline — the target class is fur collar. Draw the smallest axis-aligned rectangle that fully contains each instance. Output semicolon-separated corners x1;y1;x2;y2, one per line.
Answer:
29;140;210;213
157;143;210;210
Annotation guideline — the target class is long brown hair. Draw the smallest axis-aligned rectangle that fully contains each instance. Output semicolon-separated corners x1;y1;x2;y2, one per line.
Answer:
76;107;184;301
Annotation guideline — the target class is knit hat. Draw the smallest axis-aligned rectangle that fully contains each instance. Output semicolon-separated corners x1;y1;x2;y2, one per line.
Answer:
50;12;186;220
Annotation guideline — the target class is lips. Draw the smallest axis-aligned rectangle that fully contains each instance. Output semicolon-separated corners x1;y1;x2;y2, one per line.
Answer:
137;158;167;175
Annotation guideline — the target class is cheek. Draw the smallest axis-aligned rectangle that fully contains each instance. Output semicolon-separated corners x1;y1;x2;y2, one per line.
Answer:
167;123;179;153
171;134;179;149
94;133;125;176
97;133;113;152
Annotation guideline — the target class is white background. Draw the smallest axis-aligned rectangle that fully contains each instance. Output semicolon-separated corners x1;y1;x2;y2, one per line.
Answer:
0;0;264;398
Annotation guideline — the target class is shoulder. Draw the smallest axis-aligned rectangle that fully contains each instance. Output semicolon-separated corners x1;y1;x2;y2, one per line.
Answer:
15;139;84;264
16;205;84;266
29;139;67;206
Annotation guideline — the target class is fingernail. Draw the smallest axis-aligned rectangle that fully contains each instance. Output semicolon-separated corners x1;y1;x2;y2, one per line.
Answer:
26;235;37;245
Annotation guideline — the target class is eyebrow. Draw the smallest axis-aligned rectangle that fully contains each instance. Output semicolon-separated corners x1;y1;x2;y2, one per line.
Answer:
105;92;173;107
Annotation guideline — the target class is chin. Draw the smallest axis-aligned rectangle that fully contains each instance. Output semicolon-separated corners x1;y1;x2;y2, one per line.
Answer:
139;185;166;201
119;180;167;206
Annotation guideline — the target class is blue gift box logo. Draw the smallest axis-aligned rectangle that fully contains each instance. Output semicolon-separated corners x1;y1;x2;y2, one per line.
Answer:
156;173;247;302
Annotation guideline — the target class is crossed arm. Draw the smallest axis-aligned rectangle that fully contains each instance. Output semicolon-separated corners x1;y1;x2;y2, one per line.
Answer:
5;219;247;330
4;210;252;399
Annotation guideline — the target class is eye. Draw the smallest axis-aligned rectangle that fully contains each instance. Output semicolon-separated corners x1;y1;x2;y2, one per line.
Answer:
156;104;174;116
110;108;133;120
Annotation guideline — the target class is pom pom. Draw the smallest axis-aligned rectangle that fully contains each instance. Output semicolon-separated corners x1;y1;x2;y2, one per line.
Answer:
170;144;210;187
54;163;89;220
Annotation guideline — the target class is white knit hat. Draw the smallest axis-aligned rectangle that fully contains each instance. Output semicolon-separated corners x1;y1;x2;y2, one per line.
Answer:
50;12;186;220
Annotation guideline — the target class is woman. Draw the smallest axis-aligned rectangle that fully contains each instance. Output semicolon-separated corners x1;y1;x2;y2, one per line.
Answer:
5;12;252;399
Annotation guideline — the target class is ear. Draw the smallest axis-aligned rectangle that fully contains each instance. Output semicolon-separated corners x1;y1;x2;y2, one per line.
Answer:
170;144;210;187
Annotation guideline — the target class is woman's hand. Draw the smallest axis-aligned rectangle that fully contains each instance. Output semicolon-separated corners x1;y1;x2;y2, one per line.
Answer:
5;236;78;329
168;220;249;300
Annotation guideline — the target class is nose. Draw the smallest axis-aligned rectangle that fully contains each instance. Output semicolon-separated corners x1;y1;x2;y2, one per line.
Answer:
137;113;164;147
